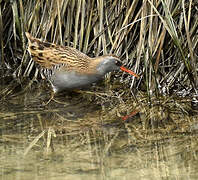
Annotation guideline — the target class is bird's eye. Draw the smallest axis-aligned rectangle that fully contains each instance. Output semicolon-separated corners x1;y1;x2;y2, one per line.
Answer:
115;60;122;67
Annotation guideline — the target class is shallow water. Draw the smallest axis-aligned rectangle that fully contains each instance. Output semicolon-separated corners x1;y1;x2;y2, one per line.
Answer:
1;76;198;180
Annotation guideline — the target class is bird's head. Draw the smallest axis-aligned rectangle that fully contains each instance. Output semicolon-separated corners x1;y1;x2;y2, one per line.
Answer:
95;55;139;78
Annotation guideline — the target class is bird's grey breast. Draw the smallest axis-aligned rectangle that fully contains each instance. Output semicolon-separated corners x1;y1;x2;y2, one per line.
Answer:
49;70;103;92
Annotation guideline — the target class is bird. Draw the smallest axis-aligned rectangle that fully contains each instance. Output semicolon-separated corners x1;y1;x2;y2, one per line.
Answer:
25;32;139;104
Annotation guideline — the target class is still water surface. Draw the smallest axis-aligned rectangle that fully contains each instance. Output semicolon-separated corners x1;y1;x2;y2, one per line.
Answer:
1;78;198;180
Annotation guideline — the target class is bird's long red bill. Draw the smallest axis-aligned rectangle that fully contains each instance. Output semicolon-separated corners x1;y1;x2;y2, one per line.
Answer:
120;66;139;78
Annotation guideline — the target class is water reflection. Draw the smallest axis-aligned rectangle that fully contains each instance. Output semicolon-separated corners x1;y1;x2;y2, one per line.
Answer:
1;76;198;180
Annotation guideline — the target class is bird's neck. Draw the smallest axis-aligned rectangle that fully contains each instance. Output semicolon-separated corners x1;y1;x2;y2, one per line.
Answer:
88;57;106;75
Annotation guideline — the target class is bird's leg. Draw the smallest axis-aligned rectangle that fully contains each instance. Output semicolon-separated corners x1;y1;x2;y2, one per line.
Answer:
43;90;55;105
44;90;69;105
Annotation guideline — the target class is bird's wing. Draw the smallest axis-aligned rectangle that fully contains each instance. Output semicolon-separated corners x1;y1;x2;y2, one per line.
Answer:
25;32;91;71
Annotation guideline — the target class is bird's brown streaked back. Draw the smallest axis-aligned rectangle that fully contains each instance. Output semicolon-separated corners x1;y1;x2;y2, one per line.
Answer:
25;32;92;72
